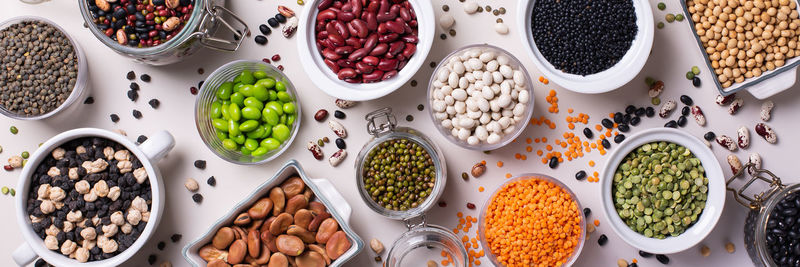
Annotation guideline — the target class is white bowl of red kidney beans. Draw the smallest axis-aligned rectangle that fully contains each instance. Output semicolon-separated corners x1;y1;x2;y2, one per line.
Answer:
297;0;435;101
12;128;175;266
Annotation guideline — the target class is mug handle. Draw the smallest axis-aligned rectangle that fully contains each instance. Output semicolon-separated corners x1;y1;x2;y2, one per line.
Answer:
138;131;176;162
12;242;37;266
310;178;352;221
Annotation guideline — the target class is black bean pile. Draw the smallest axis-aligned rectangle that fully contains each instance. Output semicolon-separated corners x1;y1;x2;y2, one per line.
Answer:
86;0;194;48
0;21;78;116
26;137;152;263
531;0;638;75
766;191;800;266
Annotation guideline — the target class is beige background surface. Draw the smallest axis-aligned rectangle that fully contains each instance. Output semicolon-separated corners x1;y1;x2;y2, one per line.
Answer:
2;0;800;266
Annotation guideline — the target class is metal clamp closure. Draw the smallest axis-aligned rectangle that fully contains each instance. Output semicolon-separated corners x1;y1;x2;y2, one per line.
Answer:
195;3;249;51
366;107;397;137
726;163;784;210
403;214;427;230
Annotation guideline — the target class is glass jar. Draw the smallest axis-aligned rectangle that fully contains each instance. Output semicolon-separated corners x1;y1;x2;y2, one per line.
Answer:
729;163;797;266
78;0;248;65
355;108;467;267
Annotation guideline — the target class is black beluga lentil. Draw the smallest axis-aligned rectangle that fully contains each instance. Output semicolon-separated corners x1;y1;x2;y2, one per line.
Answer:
531;0;638;75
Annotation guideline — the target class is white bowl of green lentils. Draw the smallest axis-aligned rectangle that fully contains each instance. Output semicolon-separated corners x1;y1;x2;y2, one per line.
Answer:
600;127;725;254
194;60;301;165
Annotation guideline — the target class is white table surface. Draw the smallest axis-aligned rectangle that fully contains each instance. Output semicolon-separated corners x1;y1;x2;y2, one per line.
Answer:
3;0;800;266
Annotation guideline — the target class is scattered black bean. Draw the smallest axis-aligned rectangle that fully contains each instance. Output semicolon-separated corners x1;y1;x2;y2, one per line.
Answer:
207;176;216;186
417;104;424;111
334;110;345;119
127;90;139;102
617;124;630;133
614;134;626;144
335;138;346;149
548;156;559;169
598;234;608;246
664;120;678;128
194;160;206;169
157;242;165;250
411;80;418;87
130;82;140;91
583;207;591;217
275;13;287;23
680;95;693;106
127;71;136;80
140;74;151;82
583;128;594;139
132;109;142;119
267;18;279;27
692;76;701;87
646;107;655;117
601;118;614;129
602;139;611;149
137;135;148;143
622;114;631;124
198;68;204;75
765;191;800;264
638;250;653;258
442;5;450;11
259;24;272;35
254;35;268;45
681;106;690;116
630;116;641;126
440;33;447;39
192;193;203;203
405;115;413;121
677;116;687;127
704;131;716;141
148;99;160;109
625;105;636;114
148;254;157;265
656;254;670;264
614;112;624;123
170;234;182;243
110;114;120;123
635;107;646;116
628;263;638;267
34;258;50;267
575;170;587;180
198;80;204;88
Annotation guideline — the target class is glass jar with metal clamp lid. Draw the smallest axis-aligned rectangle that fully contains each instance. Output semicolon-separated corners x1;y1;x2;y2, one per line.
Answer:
728;162;800;266
78;0;249;65
355;107;467;267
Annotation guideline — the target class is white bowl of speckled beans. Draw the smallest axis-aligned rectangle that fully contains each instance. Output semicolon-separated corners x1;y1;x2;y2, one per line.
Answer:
600;128;725;254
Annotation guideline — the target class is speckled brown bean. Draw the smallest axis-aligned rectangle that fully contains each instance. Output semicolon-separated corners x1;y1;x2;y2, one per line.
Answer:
296;251;326;267
227;240;247;264
303;187;314;200
268;252;289;267
315;218;340;244
255;243;271;265
308;244;331;265
231;226;247;241
308;212;331;232
247;230;261;258
212;227;235;250
261;217;277;233
199;245;228;262
287;225;316;243
285;195;309;215
281;177;306;198
325;231;352;260
276;235;305;256
727;154;744;174
234;213;251;226
248;198;274;220
294;209;314;230
260;231;278;253
270;213;294;236
308;202;327;215
270;187;286;215
247;220;265;233
208;259;230;267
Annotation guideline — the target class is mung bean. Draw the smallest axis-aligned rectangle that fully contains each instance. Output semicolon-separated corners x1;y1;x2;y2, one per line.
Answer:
361;139;436;211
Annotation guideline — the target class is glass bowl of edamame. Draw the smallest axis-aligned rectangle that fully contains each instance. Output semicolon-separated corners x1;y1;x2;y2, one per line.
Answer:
194;60;301;165
599;128;725;254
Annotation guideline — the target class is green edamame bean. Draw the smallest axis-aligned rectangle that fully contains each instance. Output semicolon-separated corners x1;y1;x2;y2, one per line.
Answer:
257;78;276;89
233;82;245;93
241;107;261;120
279;114;287;125
244;138;260;151
216;82;234;100
229;103;242;121
287;114;296;126
230;92;245;107
210;102;222;119
260;138;281;150
216;130;228;141
238;70;256;85
266;101;283;116
260;124;272;139
272;124;290;141
239;85;255;97
228;119;240;136
268;90;278;101
232;133;246;144
277;91;293;103
262;107;279;125
275;81;287;91
212;119;229;132
239;120;260;132
251;147;270;156
221;104;230;120
253;70;268;80
243;97;264;110
246;125;266;139
253;84;270;101
240;146;252;156
283;102;296;114
222;139;238;150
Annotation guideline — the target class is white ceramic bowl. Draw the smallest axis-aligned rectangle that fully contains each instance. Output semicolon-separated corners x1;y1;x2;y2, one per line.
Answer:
296;0;435;101
600;128;725;254
12;128;175;266
518;0;654;94
182;160;364;266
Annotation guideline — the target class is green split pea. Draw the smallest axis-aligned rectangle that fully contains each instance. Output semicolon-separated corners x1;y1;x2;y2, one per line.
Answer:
211;69;296;157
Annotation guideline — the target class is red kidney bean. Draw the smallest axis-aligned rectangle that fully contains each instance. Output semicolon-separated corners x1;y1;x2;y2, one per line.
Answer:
336;59;356;68
320;38;335;49
388;41;405;56
342;2;352;11
369;43;388;56
318;0;333;10
362;56;380;66
397;59;407;70
356;62;374;74
332;1;343;9
377;23;388;34
379;0;390;13
382;70;398;80
317;31;329;40
333;21;349;39
351;0;362;18
322;48;342;60
408;20;417;28
385;21;404;34
400;35;417;43
348;47;370;61
363;70;384;82
347;22;359;37
317;9;337;21
316;21;326;32
349;19;368;38
337;68;357;79
366;1;380;14
401;43;416;58
365;13;378;31
399;19;412;33
399;7;411;21
344;77;362;83
363;34;378;50
328;34;345;46
377;12;396;22
343;37;358;49
324;59;340;73
334;46;354;55
377;58;399;71
390;4;401;15
338;11;355;22
378;33;399;43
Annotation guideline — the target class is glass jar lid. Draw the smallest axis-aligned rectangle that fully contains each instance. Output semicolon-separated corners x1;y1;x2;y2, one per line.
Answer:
384;222;468;267
355;108;448;221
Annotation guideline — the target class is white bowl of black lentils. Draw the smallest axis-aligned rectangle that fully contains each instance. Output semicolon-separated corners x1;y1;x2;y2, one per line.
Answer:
12;128;175;266
0;16;89;120
518;0;654;93
599;128;725;254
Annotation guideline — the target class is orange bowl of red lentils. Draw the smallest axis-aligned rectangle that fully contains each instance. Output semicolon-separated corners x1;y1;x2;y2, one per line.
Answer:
478;174;585;267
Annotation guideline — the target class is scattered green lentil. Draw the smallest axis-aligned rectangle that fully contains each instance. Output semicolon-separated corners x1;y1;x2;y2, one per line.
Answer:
691;66;700;75
493;10;500;16
442;5;449;12
485;5;492;11
496;18;504;23
461;172;469;181
645;77;656;86
612;142;708;239
318;139;325;147
297;0;304;5
449;29;456;36
477;6;483;12
658;2;666;10
657;22;665;29
1;187;7;195
666;14;675;23
498;7;506;14
676;14;685;21
21;151;29;159
686;71;695;80
10;126;18;134
652;97;661;105
323;136;330;143
10;188;15;196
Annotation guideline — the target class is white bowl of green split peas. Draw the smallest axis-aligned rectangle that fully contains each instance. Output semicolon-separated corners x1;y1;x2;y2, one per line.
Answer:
195;60;301;164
